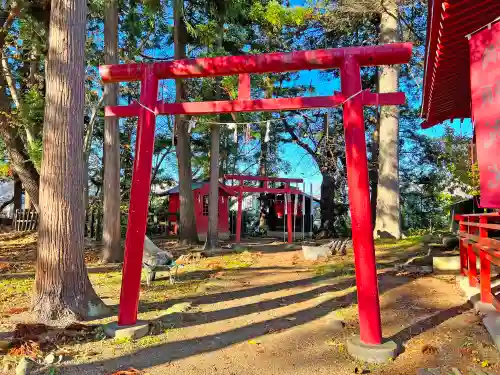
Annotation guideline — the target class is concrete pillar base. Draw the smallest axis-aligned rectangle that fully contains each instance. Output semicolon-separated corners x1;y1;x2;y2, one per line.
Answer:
103;321;150;340
347;336;398;363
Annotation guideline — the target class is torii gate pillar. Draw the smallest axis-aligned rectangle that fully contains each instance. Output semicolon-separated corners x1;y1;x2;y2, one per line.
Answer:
340;56;398;361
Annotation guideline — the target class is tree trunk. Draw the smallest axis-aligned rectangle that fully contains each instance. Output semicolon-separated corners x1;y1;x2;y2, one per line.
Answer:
0;54;40;211
319;171;337;237
205;123;221;250
174;0;198;245
0;123;40;211
258;127;268;231
101;0;122;263
84;96;103;211
259;126;268;177
25;191;31;210
374;0;402;239
204;19;224;251
13;173;22;211
33;0;105;325
370;114;380;228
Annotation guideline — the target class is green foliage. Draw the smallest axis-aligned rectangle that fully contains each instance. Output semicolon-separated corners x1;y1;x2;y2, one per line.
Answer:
27;139;43;172
21;88;45;128
0;162;10;179
249;1;312;30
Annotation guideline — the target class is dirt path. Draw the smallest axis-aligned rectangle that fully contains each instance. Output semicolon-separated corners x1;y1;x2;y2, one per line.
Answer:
49;241;499;375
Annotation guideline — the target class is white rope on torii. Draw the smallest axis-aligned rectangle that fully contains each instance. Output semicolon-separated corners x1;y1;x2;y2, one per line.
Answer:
156;88;366;146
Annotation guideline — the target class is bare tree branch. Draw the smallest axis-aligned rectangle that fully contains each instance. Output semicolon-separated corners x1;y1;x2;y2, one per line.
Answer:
0;196;14;213
281;119;317;157
151;146;173;183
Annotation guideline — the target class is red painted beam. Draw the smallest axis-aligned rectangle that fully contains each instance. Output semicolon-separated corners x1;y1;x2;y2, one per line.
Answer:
238;74;251;100
106;95;341;117
100;43;413;83
236;187;302;195
224;175;303;183
105;92;406;118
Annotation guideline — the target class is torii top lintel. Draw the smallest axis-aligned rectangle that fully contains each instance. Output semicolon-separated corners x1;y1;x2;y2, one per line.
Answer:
100;43;412;83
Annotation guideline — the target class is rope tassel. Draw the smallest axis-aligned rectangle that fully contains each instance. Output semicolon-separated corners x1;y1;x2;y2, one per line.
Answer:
265;120;270;143
245;124;251;143
227;123;238;142
188;118;196;134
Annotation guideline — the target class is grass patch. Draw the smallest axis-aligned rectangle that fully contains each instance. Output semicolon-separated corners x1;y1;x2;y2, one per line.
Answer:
0;278;33;310
312;262;355;277
89;271;123;287
110;336;132;345
374;236;422;250
220;253;254;269
136;334;163;347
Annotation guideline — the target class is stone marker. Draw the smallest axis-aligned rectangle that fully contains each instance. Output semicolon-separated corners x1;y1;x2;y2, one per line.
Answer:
302;245;331;261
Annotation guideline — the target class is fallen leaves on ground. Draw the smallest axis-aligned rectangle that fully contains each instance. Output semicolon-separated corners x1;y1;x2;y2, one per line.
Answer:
421;344;439;355
65;323;96;332
8;340;41;358
108;368;145;375
6;307;29;315
0;262;18;273
84;248;101;264
14;323;48;338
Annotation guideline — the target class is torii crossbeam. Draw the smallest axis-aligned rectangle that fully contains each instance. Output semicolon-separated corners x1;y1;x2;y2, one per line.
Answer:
100;43;412;351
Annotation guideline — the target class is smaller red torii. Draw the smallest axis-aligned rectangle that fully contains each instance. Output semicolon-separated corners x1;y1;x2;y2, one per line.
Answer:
224;174;305;244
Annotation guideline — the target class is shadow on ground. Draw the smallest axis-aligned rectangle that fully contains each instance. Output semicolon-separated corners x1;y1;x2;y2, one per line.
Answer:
58;268;471;374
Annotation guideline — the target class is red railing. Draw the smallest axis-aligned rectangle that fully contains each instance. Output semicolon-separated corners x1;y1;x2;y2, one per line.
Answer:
455;212;500;311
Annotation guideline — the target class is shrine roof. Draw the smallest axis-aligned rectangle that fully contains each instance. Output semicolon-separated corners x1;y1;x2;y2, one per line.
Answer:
421;0;500;128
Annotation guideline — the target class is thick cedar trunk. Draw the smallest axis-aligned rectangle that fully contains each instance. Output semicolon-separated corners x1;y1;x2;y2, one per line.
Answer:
374;0;401;239
319;171;337;237
101;0;122;263
33;0;105;324
204;20;224;250
174;0;198;245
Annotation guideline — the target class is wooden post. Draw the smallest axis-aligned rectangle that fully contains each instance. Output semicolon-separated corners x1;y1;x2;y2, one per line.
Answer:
286;191;293;244
341;56;381;345
468;242;478;287
236;185;243;243
118;65;159;326
302;182;306;240
24;192;31;210
310;183;313;235
457;215;467;275
479;216;492;303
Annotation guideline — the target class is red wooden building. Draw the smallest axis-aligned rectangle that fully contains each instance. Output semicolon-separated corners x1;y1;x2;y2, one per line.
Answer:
167;181;236;240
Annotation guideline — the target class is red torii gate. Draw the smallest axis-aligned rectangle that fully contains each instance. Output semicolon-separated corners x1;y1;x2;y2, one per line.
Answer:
224;175;304;244
100;43;412;350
